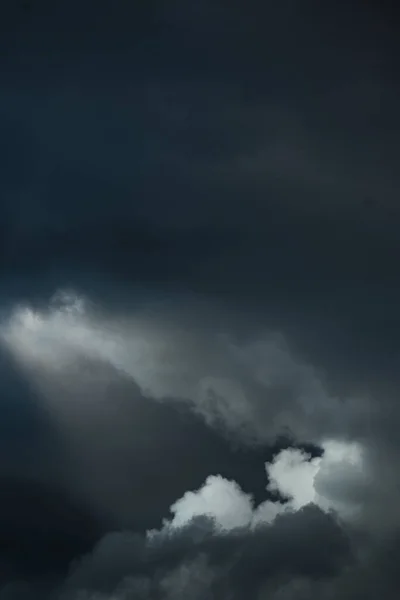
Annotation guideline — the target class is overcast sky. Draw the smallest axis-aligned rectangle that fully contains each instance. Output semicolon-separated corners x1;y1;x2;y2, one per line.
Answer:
0;1;399;599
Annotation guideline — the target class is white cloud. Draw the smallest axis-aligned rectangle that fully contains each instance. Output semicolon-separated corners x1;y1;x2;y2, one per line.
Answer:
159;438;368;535
263;441;367;522
168;475;254;531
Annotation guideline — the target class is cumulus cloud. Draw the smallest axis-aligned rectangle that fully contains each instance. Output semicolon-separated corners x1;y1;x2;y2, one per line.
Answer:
3;438;382;600
0;290;392;535
58;493;352;600
168;475;254;531
0;441;388;600
163;439;370;535
0;288;393;598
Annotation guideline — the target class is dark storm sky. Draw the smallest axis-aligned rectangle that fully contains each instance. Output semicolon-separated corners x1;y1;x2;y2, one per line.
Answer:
0;2;400;599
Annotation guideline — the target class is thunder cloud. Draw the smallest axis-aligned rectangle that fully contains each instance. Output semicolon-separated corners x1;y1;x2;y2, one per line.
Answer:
0;1;400;599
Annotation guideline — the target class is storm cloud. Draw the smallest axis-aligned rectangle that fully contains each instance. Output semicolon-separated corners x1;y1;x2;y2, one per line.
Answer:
0;0;399;598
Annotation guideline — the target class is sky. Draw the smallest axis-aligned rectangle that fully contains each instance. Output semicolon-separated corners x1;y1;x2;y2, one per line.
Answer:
0;1;400;599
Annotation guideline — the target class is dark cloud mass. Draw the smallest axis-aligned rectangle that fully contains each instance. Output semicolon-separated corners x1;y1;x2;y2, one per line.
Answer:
0;1;399;598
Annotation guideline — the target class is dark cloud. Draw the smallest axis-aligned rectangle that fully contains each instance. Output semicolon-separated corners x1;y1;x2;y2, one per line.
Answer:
1;505;351;600
0;0;399;598
0;476;101;584
67;506;351;595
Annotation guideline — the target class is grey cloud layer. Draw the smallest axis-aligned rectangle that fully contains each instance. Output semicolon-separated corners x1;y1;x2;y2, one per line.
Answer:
0;1;399;598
